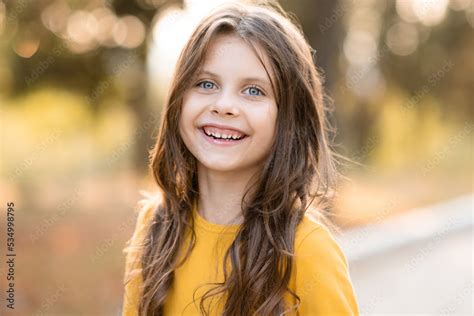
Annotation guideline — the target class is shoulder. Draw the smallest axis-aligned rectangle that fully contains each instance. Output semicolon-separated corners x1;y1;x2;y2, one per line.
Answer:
294;215;351;285
128;191;161;245
292;213;360;314
123;191;162;279
295;214;347;266
133;190;162;233
121;191;162;315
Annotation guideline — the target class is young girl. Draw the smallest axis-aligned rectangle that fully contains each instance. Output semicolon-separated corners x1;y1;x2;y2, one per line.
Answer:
122;2;359;315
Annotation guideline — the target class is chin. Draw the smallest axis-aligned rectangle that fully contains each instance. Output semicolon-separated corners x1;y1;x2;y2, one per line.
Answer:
198;158;245;172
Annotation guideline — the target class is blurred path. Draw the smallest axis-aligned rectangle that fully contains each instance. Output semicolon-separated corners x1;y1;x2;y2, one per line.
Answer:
337;194;473;315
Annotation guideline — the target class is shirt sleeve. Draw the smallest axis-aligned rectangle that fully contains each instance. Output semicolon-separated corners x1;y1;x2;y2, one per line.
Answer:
121;195;159;316
294;224;360;315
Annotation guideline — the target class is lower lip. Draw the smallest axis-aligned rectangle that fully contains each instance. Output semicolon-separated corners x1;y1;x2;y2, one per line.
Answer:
199;128;248;147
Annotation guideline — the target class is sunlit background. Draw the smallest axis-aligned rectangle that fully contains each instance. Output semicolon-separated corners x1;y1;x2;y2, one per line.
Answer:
0;0;472;314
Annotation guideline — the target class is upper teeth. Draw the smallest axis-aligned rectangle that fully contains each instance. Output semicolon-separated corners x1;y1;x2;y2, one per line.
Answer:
203;128;243;140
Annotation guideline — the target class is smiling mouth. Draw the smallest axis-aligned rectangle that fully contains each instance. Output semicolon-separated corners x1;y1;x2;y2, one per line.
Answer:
199;127;248;142
200;127;248;141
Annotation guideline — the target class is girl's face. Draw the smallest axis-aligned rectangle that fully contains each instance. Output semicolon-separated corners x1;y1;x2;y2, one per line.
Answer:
179;34;278;173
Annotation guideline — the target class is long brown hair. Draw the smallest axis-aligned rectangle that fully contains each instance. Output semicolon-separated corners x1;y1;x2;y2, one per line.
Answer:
137;2;340;315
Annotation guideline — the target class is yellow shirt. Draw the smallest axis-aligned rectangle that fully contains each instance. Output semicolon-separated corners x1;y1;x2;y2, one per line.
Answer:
122;196;359;315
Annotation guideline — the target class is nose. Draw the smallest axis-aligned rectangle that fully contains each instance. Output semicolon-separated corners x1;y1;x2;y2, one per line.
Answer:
210;89;240;116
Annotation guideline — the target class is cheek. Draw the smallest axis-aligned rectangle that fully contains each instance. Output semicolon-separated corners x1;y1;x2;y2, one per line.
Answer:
178;108;187;137
254;104;277;142
180;98;198;130
178;115;186;142
181;92;206;123
178;105;195;148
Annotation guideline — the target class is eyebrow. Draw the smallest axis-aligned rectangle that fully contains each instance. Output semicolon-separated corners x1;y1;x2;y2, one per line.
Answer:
198;69;272;89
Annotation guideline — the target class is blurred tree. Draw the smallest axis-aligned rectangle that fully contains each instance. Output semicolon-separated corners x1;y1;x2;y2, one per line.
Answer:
4;0;473;174
280;0;343;91
4;0;183;173
379;2;474;120
282;0;473;164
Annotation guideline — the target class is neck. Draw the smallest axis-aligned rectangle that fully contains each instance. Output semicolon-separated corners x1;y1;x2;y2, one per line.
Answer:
196;163;259;225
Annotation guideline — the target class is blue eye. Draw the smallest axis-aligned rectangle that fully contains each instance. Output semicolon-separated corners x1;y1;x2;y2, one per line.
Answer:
245;86;264;96
197;81;216;90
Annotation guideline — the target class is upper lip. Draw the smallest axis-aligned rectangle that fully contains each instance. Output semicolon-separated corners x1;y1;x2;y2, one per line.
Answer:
199;123;248;136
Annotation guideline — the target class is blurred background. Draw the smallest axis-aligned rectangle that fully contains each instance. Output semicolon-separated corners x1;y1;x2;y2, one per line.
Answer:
0;0;472;314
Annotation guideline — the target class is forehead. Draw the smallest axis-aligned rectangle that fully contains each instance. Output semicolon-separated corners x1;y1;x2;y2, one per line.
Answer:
200;33;275;86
